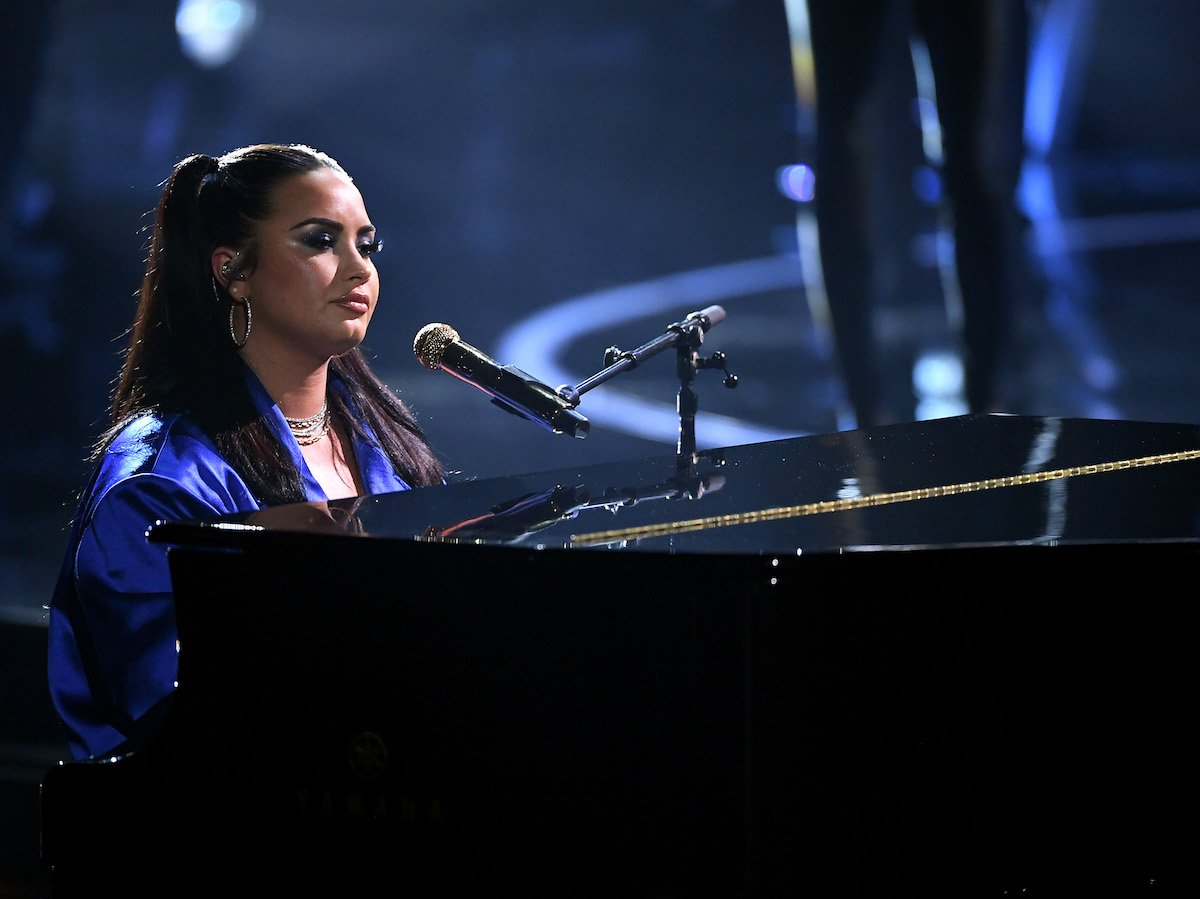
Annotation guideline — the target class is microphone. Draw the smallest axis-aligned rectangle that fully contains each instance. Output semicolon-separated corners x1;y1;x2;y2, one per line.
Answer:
413;323;589;438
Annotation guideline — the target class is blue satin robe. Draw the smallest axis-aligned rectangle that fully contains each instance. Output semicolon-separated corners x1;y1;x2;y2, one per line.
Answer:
48;367;413;760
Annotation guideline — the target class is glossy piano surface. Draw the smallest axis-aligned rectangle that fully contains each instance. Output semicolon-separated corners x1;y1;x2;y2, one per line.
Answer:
151;412;1200;553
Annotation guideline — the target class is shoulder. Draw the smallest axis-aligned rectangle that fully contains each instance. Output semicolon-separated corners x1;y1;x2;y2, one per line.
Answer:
85;411;259;521
97;411;216;488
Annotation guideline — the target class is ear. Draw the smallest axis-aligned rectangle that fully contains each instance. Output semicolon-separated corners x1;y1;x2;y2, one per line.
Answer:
212;247;242;290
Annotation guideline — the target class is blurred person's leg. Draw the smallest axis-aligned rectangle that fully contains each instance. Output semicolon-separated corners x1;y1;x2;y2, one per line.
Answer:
917;0;1031;413
808;0;916;427
807;1;887;427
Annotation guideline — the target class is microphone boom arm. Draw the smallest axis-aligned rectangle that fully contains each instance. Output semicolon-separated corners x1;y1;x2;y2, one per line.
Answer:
556;304;737;465
555;304;730;406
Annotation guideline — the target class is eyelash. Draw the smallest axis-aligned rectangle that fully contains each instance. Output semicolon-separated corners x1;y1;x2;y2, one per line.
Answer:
303;234;384;258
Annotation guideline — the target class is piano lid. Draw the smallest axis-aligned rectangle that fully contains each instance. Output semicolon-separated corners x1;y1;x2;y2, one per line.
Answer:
148;413;1200;555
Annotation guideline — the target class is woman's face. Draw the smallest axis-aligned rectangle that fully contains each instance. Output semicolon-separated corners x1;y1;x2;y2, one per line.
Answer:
234;166;382;366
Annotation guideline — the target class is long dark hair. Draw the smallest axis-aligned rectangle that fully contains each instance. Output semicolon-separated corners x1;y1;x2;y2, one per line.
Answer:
98;143;443;503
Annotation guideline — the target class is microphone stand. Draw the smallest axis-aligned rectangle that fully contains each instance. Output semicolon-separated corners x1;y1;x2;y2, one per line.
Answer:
556;306;738;470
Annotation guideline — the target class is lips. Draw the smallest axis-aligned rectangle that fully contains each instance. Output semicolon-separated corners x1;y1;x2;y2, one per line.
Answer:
334;291;371;314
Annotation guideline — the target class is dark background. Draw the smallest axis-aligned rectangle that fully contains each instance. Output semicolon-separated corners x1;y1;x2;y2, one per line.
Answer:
3;0;1200;890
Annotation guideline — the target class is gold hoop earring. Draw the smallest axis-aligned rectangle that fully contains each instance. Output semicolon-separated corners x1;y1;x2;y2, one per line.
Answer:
229;297;252;348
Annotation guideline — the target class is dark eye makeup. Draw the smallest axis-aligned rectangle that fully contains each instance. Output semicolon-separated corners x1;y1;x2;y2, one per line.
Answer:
298;231;383;258
300;232;337;251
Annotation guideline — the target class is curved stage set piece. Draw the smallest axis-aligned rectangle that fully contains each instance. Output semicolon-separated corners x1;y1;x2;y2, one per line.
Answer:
42;414;1193;896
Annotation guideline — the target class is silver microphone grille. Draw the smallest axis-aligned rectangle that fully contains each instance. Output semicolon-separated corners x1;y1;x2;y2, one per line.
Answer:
413;322;459;370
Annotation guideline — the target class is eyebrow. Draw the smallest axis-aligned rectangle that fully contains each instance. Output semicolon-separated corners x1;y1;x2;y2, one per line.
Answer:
288;217;375;235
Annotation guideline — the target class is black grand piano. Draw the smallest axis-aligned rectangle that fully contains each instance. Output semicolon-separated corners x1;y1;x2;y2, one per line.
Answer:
41;414;1196;895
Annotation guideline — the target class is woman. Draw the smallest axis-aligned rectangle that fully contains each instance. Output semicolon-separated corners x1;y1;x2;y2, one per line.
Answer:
48;143;445;761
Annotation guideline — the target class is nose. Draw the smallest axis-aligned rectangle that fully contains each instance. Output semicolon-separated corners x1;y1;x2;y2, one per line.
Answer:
341;247;372;283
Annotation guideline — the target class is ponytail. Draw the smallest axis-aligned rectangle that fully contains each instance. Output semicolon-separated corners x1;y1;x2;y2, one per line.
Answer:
108;153;235;433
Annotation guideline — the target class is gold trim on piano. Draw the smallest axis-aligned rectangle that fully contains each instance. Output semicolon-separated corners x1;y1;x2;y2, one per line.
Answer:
568;448;1200;548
